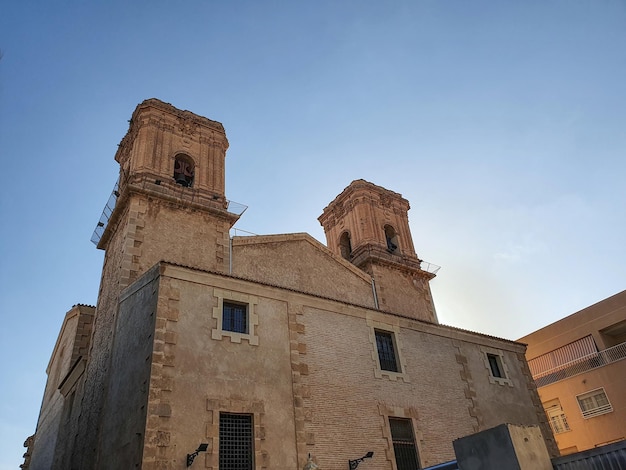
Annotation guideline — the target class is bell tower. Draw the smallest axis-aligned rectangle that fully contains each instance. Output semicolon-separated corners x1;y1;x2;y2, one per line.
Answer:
73;100;246;468
319;180;438;322
94;99;243;288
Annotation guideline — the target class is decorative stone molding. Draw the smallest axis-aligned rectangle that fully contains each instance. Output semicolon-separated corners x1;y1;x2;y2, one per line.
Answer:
377;403;425;468
204;398;268;469
366;316;410;383
211;288;259;345
453;341;480;432
143;277;179;469
480;346;513;387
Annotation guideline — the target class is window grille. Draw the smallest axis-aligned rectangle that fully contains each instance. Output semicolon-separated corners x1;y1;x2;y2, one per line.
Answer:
550;413;571;434
223;302;248;334
577;388;613;419
389;418;421;470
376;330;399;372
545;400;571;434
219;413;254;470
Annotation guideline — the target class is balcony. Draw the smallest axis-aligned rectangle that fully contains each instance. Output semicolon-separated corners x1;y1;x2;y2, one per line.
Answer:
532;341;626;388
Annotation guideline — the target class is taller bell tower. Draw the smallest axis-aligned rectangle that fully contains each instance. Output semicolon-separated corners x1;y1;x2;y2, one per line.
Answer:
319;179;438;323
95;98;243;288
74;100;244;468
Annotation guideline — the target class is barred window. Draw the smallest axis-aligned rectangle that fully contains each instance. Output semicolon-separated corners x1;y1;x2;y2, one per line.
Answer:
544;399;571;434
577;388;613;419
376;330;399;372
219;413;254;470
389;418;421;470
223;302;248;334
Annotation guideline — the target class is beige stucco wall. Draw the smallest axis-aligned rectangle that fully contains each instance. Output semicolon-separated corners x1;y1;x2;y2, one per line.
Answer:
519;290;626;356
29;310;79;469
519;290;626;453
231;234;376;308
369;262;437;322
536;360;626;452
139;265;299;469
29;305;95;470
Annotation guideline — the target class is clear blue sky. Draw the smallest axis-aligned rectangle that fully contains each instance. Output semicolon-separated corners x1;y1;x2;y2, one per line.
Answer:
1;1;625;468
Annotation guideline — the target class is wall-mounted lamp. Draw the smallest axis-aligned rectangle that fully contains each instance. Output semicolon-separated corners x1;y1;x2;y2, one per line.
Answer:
186;443;208;467
349;451;373;470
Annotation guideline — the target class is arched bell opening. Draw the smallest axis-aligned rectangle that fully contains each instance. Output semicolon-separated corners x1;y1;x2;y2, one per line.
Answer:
384;225;399;253
339;231;352;261
173;154;195;187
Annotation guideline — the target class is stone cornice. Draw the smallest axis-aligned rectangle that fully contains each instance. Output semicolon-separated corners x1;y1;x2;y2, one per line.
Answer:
318;179;410;228
115;98;228;165
351;243;436;280
97;175;239;250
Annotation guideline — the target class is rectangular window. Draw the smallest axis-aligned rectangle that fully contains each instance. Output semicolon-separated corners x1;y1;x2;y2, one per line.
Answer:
376;330;399;372
544;400;571;434
219;413;254;470
487;353;504;378
389;418;421;470
576;388;613;419
223;302;248;334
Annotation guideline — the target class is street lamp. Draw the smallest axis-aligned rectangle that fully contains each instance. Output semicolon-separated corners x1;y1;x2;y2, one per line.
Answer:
186;443;208;467
349;451;374;469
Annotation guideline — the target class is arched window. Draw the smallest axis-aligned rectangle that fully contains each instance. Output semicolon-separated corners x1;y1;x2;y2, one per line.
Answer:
173;154;195;187
384;225;399;253
339;231;352;260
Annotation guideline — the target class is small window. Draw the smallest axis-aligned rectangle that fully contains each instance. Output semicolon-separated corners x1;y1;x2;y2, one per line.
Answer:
487;353;504;378
219;413;254;470
481;348;512;386
223;302;248;334
389;418;421;470
577;388;613;419
384;225;399;253
376;330;399;372
173;154;195;187
339;231;352;260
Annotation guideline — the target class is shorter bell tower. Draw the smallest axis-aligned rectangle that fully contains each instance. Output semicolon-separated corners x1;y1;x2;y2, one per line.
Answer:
319;180;438;322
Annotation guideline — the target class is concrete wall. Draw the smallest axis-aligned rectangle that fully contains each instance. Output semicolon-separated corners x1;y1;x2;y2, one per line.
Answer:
453;424;552;470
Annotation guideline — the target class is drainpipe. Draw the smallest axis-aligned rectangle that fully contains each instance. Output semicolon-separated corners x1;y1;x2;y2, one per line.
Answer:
371;278;379;310
229;235;233;274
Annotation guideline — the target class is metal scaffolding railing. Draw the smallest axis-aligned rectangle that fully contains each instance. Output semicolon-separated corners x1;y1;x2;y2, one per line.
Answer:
533;341;626;388
90;178;248;246
91;179;119;245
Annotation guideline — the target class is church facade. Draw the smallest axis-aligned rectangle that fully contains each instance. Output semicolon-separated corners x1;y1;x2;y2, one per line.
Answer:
26;99;556;469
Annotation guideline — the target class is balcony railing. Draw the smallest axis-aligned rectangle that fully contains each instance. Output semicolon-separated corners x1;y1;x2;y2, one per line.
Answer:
533;341;626;388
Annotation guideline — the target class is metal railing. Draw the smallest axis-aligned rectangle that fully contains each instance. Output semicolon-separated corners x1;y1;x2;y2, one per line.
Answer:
420;260;441;275
91;178;248;246
533;341;626;388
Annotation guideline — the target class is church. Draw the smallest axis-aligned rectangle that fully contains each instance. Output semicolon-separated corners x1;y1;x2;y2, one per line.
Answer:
25;99;556;469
